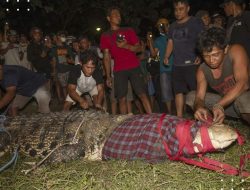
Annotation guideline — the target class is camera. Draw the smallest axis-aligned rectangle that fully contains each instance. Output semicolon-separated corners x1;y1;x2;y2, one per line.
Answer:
116;33;125;42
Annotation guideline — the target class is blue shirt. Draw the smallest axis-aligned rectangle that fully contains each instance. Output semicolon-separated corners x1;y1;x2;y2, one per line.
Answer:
0;65;47;97
154;34;173;73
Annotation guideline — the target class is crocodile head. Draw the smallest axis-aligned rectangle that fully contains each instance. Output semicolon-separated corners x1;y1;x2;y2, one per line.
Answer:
193;123;238;153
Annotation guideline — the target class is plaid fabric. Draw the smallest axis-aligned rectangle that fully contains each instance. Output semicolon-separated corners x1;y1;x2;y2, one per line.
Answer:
102;114;202;162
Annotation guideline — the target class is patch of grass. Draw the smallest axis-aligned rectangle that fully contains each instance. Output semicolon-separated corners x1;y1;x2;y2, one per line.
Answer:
1;120;250;190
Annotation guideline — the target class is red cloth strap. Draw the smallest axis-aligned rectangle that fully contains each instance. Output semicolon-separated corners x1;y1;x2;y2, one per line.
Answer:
175;120;196;157
156;114;196;160
156;114;250;177
200;126;216;153
156;114;172;158
236;130;245;145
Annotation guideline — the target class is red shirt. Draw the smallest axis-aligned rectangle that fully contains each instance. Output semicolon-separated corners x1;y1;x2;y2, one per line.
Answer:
100;27;140;72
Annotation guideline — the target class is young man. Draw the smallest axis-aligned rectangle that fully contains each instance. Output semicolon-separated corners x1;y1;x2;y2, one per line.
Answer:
164;0;204;117
79;36;105;109
50;31;74;102
27;27;51;79
100;7;152;114
186;27;250;125
147;18;174;114
63;50;99;111
0;65;51;116
0;30;20;67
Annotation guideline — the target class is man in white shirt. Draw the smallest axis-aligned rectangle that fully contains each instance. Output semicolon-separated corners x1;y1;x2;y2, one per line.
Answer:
63;50;99;111
0;30;21;66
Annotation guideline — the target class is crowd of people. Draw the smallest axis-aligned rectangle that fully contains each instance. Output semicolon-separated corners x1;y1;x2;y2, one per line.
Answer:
0;0;249;126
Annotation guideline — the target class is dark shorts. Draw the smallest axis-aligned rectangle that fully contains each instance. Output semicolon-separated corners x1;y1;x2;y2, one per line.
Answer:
172;65;198;95
114;67;146;99
92;67;104;85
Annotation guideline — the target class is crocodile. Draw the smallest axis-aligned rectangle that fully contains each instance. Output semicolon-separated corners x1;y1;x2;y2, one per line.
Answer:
0;111;239;165
0;109;131;164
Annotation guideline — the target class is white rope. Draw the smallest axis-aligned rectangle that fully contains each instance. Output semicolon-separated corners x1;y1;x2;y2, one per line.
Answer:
72;116;86;144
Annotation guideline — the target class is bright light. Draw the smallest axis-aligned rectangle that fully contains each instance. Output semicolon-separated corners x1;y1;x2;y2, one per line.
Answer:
27;8;30;11
17;8;19;11
6;0;9;2
17;0;19;2
27;0;30;2
6;8;9;11
96;27;101;32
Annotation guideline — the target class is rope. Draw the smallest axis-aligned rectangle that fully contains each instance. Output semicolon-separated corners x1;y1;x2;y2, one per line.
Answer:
0;146;19;173
21;143;69;175
0;114;18;173
0;100;18;173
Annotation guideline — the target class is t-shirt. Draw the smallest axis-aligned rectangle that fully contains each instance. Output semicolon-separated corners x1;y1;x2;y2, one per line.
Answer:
154;34;174;73
168;16;204;66
27;41;51;79
1;42;21;66
19;43;32;70
100;27;140;72
50;45;74;73
68;65;98;96
228;11;250;59
0;65;47;97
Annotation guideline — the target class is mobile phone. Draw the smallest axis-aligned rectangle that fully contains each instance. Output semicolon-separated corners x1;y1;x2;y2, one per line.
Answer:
159;23;164;30
116;34;125;42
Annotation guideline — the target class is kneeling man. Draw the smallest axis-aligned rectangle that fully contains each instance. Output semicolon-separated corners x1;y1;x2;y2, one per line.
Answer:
0;65;51;116
186;27;250;124
63;50;99;111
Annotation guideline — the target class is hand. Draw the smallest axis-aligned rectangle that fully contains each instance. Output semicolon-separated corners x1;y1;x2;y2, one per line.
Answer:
164;56;169;65
194;107;210;122
146;32;153;41
95;104;104;111
116;39;127;49
212;107;225;124
194;57;201;65
79;98;89;110
106;77;112;88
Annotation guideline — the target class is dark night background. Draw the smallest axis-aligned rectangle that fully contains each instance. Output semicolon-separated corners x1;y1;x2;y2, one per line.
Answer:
0;0;249;42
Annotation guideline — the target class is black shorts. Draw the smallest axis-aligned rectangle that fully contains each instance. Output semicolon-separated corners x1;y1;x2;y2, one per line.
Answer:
172;65;198;95
114;67;146;99
92;67;104;85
